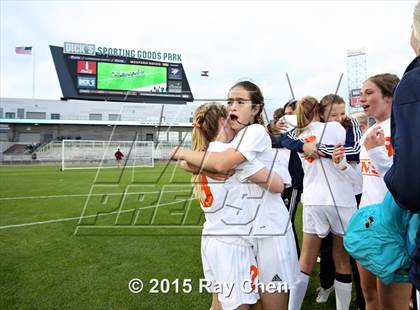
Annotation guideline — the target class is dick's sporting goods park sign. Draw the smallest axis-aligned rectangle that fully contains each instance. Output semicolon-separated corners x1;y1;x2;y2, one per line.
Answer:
63;42;182;62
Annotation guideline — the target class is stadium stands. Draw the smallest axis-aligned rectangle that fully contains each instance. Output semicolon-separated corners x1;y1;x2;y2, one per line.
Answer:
0;97;196;165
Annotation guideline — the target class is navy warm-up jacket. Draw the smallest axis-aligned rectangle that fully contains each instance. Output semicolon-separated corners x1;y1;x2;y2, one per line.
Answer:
384;55;420;213
384;55;420;290
279;119;361;162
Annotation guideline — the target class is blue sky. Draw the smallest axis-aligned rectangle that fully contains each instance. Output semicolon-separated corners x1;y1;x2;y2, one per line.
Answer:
0;0;417;111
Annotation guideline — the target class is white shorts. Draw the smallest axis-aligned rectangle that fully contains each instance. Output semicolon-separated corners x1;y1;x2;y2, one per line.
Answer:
255;228;300;291
201;236;259;310
303;205;357;238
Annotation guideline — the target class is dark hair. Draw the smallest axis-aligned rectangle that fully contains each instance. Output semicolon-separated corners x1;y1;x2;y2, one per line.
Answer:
230;81;265;125
367;73;400;98
272;107;284;123
284;99;297;111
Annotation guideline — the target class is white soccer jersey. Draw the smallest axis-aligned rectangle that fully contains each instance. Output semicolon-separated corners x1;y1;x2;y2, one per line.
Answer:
229;124;291;237
335;161;363;196
199;143;262;309
350;162;363;196
359;119;393;208
298;121;357;207
200;141;265;238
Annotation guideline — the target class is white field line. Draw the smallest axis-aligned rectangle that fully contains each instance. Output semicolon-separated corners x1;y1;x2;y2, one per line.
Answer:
0;197;197;230
0;190;192;201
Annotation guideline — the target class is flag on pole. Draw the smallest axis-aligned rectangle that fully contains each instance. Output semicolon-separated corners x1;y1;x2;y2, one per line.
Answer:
201;70;209;77
15;46;32;55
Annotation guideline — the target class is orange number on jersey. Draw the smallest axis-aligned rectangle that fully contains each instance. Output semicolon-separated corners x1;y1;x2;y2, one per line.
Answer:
385;137;393;157
250;265;259;290
200;174;214;208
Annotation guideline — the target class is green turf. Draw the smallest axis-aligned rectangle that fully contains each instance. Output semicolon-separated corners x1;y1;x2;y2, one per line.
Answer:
0;164;356;309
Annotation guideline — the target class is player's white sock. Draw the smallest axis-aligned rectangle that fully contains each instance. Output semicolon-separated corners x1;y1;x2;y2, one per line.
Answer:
288;271;309;310
334;279;352;310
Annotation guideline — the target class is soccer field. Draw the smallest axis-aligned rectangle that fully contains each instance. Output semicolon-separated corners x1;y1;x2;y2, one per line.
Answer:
0;164;354;309
97;63;167;92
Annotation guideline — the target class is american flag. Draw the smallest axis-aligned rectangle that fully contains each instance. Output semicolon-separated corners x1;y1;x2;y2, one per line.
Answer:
201;70;209;77
15;46;32;55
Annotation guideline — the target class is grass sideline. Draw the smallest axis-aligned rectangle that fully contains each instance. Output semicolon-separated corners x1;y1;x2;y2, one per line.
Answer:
0;164;356;309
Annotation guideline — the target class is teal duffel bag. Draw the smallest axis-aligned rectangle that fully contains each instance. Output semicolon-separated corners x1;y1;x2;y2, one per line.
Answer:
343;191;419;285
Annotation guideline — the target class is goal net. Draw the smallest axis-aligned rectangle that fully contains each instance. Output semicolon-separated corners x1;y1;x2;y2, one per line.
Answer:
61;140;154;171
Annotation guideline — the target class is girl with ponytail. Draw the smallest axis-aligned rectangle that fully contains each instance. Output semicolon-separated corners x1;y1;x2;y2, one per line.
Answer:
172;81;300;310
184;101;287;310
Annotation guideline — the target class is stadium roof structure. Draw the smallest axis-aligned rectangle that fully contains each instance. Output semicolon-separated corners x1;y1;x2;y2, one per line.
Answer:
0;97;196;126
0;118;192;127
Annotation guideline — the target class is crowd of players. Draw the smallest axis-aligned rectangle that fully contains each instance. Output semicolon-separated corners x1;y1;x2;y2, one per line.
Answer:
170;2;420;309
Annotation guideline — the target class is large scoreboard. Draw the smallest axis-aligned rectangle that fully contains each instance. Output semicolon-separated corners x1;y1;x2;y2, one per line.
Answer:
50;45;193;104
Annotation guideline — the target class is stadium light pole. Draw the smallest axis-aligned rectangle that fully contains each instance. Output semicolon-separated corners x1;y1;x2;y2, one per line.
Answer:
286;73;295;100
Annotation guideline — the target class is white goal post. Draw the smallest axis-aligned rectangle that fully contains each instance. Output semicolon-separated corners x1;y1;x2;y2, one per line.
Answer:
61;140;154;171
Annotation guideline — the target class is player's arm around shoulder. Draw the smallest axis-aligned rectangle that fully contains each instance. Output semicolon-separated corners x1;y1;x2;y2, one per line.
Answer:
247;167;284;194
179;160;234;181
171;147;246;173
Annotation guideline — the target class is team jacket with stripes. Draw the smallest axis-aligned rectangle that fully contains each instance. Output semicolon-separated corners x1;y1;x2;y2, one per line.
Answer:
280;117;362;162
296;121;357;207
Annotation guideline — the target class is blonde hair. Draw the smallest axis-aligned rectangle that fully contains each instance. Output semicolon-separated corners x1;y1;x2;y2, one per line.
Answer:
296;96;319;136
191;102;227;197
414;1;420;41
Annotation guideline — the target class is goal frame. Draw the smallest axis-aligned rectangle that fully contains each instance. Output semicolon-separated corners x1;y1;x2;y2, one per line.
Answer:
61;139;154;171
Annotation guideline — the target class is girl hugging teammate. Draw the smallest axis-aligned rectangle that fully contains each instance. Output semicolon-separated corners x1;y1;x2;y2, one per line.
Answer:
288;96;357;310
179;100;288;310
172;81;299;310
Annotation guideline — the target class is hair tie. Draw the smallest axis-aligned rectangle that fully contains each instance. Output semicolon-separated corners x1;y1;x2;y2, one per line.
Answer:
192;121;201;128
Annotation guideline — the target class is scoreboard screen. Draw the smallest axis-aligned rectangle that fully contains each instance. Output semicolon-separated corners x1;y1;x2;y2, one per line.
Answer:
97;63;167;92
50;45;193;104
